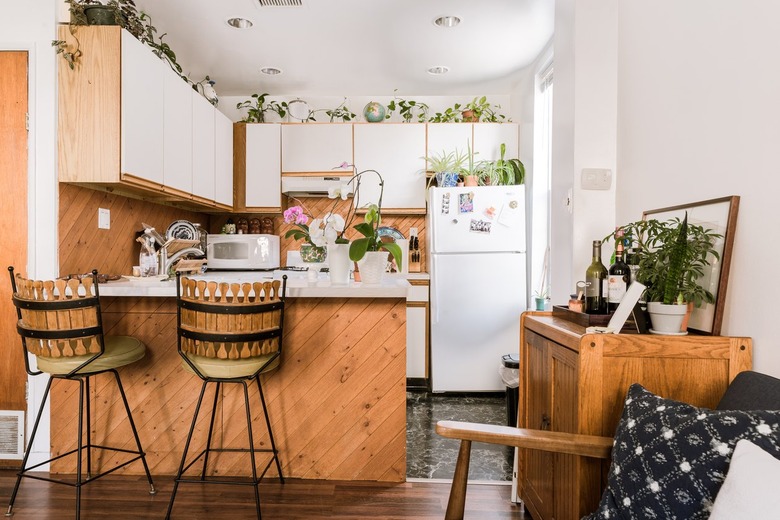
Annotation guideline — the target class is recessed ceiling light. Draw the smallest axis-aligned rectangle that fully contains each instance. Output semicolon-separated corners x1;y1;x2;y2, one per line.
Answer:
427;66;450;75
227;17;254;29
260;67;282;76
433;15;461;28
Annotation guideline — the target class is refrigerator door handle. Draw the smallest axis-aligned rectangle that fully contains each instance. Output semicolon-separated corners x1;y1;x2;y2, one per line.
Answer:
431;255;440;325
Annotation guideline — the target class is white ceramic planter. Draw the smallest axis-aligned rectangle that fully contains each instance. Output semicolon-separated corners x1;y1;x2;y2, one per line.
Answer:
357;251;387;285
327;243;351;285
647;302;688;334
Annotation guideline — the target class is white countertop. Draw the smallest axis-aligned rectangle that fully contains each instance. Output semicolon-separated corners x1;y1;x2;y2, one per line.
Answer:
97;271;412;298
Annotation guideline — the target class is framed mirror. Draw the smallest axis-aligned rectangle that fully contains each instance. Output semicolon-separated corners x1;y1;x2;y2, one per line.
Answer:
643;196;740;335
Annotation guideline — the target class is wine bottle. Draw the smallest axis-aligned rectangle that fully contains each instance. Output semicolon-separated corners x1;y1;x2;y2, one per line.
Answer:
608;240;630;312
585;240;608;314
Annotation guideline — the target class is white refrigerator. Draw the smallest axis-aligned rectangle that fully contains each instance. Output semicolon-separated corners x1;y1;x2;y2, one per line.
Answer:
428;186;527;392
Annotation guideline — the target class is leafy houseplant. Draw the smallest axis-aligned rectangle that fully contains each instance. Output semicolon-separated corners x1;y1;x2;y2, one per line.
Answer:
459;141;483;186
481;143;525;185
428;104;463;123
461;96;509;123
423;149;467;188
604;213;721;307
54;0;184;78
385;91;430;123
236;93;288;123
310;98;357;122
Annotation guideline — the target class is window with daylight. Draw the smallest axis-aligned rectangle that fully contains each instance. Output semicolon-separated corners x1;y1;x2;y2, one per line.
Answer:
531;62;553;302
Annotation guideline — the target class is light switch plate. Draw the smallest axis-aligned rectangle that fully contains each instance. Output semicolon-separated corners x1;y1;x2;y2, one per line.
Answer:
98;208;110;229
581;168;612;190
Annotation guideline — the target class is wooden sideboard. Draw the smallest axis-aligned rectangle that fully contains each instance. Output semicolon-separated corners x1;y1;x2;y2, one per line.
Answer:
517;312;752;520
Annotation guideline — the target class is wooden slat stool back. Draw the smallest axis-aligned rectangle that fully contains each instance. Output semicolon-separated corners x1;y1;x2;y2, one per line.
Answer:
5;267;155;519
166;274;287;520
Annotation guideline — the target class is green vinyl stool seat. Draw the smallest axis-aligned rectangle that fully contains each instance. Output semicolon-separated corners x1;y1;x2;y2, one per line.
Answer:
5;267;155;520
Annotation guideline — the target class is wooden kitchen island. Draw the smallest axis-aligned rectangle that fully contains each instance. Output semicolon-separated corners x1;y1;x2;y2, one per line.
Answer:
48;275;409;482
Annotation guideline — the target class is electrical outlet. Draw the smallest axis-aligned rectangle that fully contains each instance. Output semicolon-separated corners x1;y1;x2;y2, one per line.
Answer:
98;208;110;229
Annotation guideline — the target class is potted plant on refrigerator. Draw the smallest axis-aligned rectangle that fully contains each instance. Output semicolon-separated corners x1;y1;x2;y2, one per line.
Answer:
424;149;466;188
481;143;525;185
604;213;721;333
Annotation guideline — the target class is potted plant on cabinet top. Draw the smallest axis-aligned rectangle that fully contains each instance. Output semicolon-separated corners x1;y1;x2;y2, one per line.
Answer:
461;96;510;123
423;149;467;188
236;93;288;123
605;213;721;334
480;143;525;185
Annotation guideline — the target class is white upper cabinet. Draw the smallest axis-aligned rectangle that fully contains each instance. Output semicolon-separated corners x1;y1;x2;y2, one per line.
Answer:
192;92;216;202
426;123;473;158
121;30;164;185
353;123;427;212
281;124;353;173
473;123;519;161
243;124;281;211
162;72;193;194
214;109;234;209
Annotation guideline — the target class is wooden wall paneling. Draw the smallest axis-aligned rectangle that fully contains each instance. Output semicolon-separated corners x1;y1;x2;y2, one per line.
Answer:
59;184;210;276
0;51;29;468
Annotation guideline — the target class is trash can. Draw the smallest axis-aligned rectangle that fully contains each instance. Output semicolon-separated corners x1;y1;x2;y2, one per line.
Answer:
500;353;520;427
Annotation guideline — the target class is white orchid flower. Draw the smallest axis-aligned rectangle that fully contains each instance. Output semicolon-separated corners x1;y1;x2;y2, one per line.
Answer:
308;218;326;247
327;182;351;201
324;212;345;232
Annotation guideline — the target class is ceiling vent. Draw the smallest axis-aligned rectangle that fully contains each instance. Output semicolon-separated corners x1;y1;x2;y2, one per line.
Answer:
0;411;24;459
256;0;303;7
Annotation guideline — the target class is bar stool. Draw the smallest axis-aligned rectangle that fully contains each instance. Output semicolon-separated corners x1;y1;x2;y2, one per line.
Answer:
166;274;287;519
5;267;155;519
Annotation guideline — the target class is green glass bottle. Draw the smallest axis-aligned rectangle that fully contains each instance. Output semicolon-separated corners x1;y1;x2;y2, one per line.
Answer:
585;240;608;314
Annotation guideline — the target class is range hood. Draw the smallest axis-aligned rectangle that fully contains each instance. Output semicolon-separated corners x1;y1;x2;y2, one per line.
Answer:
281;175;354;197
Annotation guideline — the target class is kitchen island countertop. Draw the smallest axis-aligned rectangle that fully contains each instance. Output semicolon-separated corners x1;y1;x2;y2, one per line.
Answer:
97;271;411;298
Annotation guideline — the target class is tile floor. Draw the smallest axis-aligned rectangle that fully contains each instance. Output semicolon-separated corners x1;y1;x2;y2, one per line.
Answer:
406;391;514;481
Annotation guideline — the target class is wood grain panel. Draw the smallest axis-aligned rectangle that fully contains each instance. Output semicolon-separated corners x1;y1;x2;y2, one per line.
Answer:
0;52;28;423
49;296;407;481
58;25;121;184
59;184;210;277
211;196;427;271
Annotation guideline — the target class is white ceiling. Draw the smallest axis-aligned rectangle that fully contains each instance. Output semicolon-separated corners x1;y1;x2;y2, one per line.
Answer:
132;0;555;97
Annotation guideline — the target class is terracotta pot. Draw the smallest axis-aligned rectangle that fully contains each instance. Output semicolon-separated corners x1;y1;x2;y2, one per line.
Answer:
679;301;694;332
461;109;478;122
463;175;479;187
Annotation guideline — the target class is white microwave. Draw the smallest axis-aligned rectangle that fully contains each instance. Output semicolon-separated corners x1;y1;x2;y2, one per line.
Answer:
206;234;280;271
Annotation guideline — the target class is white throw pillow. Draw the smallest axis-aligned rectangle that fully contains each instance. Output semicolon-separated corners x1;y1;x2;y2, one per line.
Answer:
710;439;780;519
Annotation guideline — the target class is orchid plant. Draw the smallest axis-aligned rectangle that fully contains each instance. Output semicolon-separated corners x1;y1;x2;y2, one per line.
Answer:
282;204;345;248
329;163;403;269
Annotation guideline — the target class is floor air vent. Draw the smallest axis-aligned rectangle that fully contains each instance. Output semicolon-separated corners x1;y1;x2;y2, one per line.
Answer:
0;411;24;459
256;0;303;7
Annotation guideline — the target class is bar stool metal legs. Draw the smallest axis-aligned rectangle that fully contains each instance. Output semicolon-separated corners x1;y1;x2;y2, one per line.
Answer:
5;371;155;519
166;377;284;520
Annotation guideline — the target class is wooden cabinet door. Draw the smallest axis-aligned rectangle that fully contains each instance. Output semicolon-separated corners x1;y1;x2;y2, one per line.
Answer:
191;92;216;202
549;341;580;520
162;73;193;195
214;109;234;209
353;123;426;212
281;124;352;173
121;30;164;184
522;329;554;520
244;123;281;211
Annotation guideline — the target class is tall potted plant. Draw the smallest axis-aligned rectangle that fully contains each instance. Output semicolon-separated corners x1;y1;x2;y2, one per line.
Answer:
605;213;721;333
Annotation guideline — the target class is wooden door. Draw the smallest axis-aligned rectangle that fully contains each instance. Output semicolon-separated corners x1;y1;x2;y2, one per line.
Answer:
549;341;580;520
0;51;29;466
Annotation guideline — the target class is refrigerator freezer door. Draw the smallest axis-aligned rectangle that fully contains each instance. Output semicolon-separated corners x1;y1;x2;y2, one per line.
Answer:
430;251;526;392
428;186;526;254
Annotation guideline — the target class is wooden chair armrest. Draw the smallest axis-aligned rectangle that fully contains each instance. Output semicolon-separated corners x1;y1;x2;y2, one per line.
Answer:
436;420;613;459
436;421;612;520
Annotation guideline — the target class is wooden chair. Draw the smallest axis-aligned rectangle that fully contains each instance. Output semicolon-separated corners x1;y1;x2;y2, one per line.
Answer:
166;274;287;520
436;370;780;520
5;267;155;519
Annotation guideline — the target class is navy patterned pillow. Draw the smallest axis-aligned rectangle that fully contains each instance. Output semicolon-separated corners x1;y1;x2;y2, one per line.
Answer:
583;383;780;520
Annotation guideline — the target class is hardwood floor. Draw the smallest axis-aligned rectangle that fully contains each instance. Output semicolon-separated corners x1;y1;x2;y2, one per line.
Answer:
1;471;529;519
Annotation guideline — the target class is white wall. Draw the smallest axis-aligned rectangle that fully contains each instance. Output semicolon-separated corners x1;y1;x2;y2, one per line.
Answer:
1;0;60;467
550;0;619;304
616;0;780;377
